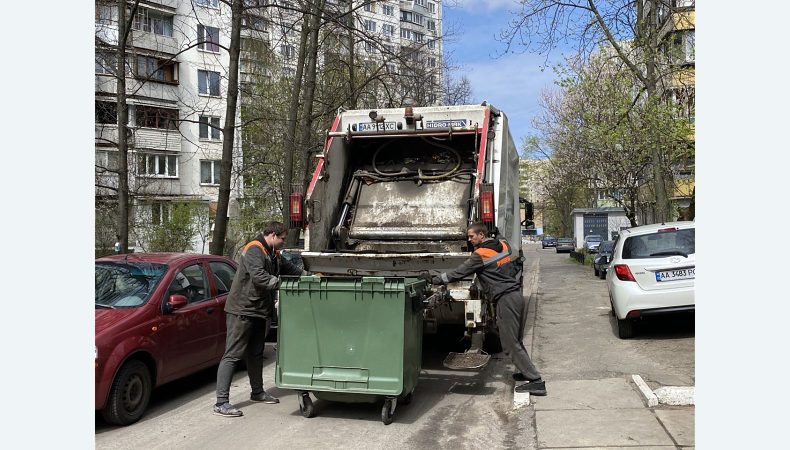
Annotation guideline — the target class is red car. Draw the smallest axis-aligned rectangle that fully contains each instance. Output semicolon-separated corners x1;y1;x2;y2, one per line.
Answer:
95;253;237;425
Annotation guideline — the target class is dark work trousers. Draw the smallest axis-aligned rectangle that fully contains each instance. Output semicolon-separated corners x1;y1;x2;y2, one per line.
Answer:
215;313;271;405
496;290;542;381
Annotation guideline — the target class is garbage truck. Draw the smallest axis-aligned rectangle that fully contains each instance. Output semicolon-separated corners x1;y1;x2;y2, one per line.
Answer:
287;102;528;362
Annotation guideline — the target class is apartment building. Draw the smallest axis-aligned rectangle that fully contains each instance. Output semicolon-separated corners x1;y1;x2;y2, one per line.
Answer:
95;1;444;254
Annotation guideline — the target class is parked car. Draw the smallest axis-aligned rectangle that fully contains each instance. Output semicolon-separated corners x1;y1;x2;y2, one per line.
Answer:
583;234;604;253
541;235;557;249
606;221;695;338
592;240;615;279
95;253;238;425
555;238;575;253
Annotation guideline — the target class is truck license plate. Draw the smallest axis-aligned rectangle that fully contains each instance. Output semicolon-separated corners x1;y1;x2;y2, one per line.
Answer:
655;267;695;282
357;121;396;132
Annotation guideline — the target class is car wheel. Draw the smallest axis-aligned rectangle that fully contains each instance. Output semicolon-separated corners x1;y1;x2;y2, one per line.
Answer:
617;318;635;339
599;269;606;280
593;266;599;277
101;359;152;426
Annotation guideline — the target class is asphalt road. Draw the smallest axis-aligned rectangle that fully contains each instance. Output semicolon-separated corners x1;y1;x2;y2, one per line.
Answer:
95;243;694;449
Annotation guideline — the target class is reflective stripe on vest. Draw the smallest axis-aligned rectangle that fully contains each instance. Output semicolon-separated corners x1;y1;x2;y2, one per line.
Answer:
242;240;279;258
474;240;512;267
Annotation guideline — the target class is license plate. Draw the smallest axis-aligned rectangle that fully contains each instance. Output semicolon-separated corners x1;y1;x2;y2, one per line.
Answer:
655;267;695;282
357;121;396;132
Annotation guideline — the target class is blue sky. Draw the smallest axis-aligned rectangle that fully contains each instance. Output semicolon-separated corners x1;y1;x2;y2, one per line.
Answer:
443;0;569;152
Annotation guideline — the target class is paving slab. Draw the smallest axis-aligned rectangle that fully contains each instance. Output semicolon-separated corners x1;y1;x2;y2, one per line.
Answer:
655;408;695;447
542;447;677;450
536;409;675;448
532;378;645;410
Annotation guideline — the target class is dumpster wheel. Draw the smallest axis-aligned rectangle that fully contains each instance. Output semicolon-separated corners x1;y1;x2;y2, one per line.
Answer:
381;398;396;425
298;391;315;418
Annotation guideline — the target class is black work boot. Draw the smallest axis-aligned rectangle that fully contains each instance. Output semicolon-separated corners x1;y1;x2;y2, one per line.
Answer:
515;378;547;396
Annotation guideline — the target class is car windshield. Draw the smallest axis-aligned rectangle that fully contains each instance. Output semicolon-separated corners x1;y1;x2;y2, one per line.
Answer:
95;262;168;308
601;241;615;252
622;228;695;259
586;235;602;242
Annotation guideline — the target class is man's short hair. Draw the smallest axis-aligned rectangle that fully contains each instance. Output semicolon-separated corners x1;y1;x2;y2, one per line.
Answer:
467;222;488;235
263;221;288;237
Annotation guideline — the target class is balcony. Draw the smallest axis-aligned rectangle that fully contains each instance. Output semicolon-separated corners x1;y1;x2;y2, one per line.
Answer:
132;127;182;152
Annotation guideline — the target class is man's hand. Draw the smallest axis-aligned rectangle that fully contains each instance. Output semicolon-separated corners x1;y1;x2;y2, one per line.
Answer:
418;273;432;284
312;272;324;277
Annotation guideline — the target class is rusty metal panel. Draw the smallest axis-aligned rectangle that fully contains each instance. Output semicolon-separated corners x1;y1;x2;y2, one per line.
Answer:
349;180;468;240
301;252;471;276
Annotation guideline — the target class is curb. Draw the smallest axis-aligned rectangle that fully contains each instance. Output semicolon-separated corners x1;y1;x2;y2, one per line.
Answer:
632;374;695;406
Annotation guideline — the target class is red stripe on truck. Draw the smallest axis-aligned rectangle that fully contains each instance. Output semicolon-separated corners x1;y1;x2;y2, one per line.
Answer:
306;114;341;198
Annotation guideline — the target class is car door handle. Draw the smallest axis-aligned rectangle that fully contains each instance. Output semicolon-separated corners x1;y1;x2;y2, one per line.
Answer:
206;307;215;314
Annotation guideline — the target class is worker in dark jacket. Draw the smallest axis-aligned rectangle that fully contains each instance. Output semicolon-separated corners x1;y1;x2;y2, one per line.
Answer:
213;221;307;417
429;223;546;396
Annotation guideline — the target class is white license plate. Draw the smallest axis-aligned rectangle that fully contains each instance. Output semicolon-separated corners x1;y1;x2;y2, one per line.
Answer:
357;121;396;132
655;267;695;282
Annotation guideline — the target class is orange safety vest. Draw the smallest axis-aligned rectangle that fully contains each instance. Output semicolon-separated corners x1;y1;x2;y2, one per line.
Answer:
473;240;512;267
241;240;280;258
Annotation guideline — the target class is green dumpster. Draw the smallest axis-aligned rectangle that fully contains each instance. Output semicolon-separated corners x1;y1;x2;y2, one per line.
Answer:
275;276;429;424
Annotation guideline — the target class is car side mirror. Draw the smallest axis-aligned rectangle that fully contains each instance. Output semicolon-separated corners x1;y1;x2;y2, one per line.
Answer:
600;256;609;264
167;294;188;312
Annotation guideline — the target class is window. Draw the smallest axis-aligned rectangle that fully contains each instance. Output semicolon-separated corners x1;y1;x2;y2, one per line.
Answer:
136;105;179;129
167;264;209;303
198;69;221;96
413;32;424;43
386;63;397;74
622;228;695;259
242;15;268;31
195;0;219;8
428;2;435;13
282;66;295;78
671;30;695;65
136;55;178;83
96;101;117;124
364;41;377;53
363;19;376;32
363;2;375;13
201;160;222;185
382;43;395;54
382;24;395;36
138;153;178;177
209;262;236;295
95;52;116;75
415;0;427;7
427;39;435;49
133;8;173;37
199;116;221;140
401;11;412;22
96;150;119;171
280;44;295;59
400;28;411;40
412;13;424;26
427;20;435;31
198;25;220;52
151;202;170;225
428;57;436;68
382;4;394;15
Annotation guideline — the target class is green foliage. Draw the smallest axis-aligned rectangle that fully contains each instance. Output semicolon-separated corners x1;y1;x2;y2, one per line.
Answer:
143;203;202;252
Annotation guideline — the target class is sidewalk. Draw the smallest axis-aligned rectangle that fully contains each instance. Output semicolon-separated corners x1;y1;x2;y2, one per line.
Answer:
520;260;695;449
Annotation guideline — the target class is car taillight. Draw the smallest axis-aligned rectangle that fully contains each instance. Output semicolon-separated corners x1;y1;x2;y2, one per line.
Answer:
614;264;636;282
289;191;304;228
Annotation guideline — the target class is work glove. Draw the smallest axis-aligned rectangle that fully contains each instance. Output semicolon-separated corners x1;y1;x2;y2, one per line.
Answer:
431;275;443;285
418;273;433;284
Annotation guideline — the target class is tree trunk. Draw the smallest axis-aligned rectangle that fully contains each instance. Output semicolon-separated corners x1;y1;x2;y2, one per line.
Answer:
281;4;311;246
645;1;669;223
346;0;356;109
211;0;243;255
115;0;139;253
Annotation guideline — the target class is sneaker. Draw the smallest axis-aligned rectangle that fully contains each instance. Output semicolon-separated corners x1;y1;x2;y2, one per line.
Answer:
515;378;547;396
213;403;243;417
512;373;528;382
250;392;280;404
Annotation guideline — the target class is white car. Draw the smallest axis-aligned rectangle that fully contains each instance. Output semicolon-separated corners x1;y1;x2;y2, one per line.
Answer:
605;221;695;338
